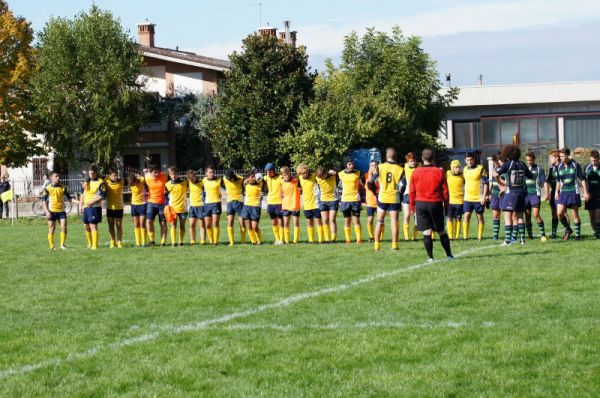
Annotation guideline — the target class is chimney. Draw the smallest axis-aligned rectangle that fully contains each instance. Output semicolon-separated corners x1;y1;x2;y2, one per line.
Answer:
137;21;155;47
258;26;277;38
290;31;297;48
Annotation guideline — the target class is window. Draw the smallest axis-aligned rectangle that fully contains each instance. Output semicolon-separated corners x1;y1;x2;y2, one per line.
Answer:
519;118;538;143
501;119;518;145
565;116;600;148
453;121;480;149
32;158;48;183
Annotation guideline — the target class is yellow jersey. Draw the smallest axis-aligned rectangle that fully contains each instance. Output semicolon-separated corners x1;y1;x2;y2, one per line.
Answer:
105;178;124;210
403;165;417;196
316;174;337;202
377;162;404;204
338;170;361;202
203;177;222;204
83;178;105;208
165;178;188;213
244;181;263;207
264;174;283;205
130;177;146;205
223;176;243;202
43;184;71;213
282;178;301;211
365;171;378;208
299;173;317;210
188;179;204;207
145;172;167;205
463;165;488;202
446;171;465;205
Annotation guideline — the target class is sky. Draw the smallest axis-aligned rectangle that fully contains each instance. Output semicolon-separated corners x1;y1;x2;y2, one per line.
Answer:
7;0;600;86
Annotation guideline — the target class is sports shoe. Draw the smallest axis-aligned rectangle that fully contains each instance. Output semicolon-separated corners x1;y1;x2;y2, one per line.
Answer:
274;240;283;246
520;240;525;245
574;235;581;241
368;238;375;243
427;258;435;263
50;247;55;252
447;255;455;260
345;240;352;244
500;241;511;247
540;235;547;242
356;240;363;245
563;228;573;240
60;245;67;250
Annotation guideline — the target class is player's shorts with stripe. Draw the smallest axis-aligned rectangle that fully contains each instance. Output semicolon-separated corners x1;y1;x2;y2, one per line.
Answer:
489;196;501;210
585;197;600;211
282;210;300;217
557;192;581;209
146;203;165;222
227;200;243;216
204;202;222;216
524;194;541;209
267;204;283;219
131;204;147;217
340;201;361;217
502;191;526;212
447;204;463;219
303;208;321;219
241;205;261;221
82;207;102;224
319;200;339;212
463;200;485;214
377;201;401;212
48;211;67;221
416;201;445;232
107;209;124;219
189;206;204;219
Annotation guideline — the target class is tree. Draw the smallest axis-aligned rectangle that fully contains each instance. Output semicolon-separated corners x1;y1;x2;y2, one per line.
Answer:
211;33;315;168
282;27;458;169
30;5;148;168
0;0;44;167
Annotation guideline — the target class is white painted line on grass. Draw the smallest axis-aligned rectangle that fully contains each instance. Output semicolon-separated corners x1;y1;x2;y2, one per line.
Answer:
212;320;497;331
0;244;496;379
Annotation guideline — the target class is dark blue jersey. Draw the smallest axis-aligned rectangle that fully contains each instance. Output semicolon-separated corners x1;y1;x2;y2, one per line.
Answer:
585;163;600;198
557;160;584;194
495;160;533;193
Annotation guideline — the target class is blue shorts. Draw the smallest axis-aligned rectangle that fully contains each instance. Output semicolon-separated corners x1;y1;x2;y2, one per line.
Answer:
267;204;283;219
502;191;526;213
377;201;401;212
189;206;204;219
204;202;222;216
131;204;147;217
303;208;321;219
525;194;541;209
366;206;377;217
341;201;361;217
241;205;261;221
586;198;600;211
82;207;102;224
48;211;67;221
227;200;243;216
319;200;339;212
489;196;501;211
107;209;124;219
463;201;484;214
175;212;188;221
557;192;581;209
447;204;463;219
146;203;165;222
402;195;410;205
282;210;300;217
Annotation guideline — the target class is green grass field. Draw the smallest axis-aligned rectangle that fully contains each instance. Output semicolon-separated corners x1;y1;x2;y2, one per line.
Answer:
1;212;599;397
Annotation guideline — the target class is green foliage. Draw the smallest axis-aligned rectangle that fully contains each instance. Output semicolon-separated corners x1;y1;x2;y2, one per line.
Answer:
30;5;147;169
211;34;315;168
0;0;44;167
283;27;458;169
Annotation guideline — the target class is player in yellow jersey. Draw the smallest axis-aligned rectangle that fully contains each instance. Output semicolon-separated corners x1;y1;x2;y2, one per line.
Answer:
402;152;418;241
42;172;75;251
263;163;284;244
104;168;125;248
446;160;465;240
372;148;404;250
241;171;264;244
165;166;189;247
462;152;489;240
339;157;363;244
203;166;222;245
145;164;168;246
186;170;206;245
280;166;301;244
297;164;324;243
127;173;147;247
316;166;338;242
80;165;105;249
223;169;246;246
364;160;380;243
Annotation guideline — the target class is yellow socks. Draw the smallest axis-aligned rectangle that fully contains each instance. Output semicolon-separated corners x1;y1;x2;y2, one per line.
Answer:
374;240;381;251
403;224;409;241
48;234;55;250
141;228;147;246
367;223;374;239
248;229;257;244
110;239;116;248
60;232;66;247
412;226;418;241
148;231;155;244
240;226;246;243
282;227;289;243
307;226;314;243
206;227;213;244
317;226;324;243
85;230;92;247
391;241;398;250
380;227;384;241
293;227;299;244
463;220;470;239
160;236;166;245
213;226;220;244
344;227;351;242
170;227;177;245
455;221;462;240
228;226;235;245
179;229;185;244
331;232;336;242
272;226;280;242
91;231;98;249
134;227;141;246
354;226;362;242
323;224;330;242
117;241;123;248
478;223;484;240
447;220;454;239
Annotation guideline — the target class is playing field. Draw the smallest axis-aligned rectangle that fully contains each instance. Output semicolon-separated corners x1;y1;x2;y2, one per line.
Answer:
1;213;599;396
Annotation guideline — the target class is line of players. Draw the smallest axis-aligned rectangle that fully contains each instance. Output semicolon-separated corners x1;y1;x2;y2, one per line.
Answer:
41;147;600;250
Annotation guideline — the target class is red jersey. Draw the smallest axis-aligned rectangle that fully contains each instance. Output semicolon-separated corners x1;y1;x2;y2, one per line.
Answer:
409;165;449;212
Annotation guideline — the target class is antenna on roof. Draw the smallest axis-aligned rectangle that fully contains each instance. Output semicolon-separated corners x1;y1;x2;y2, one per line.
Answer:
478;74;483;86
249;2;263;26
